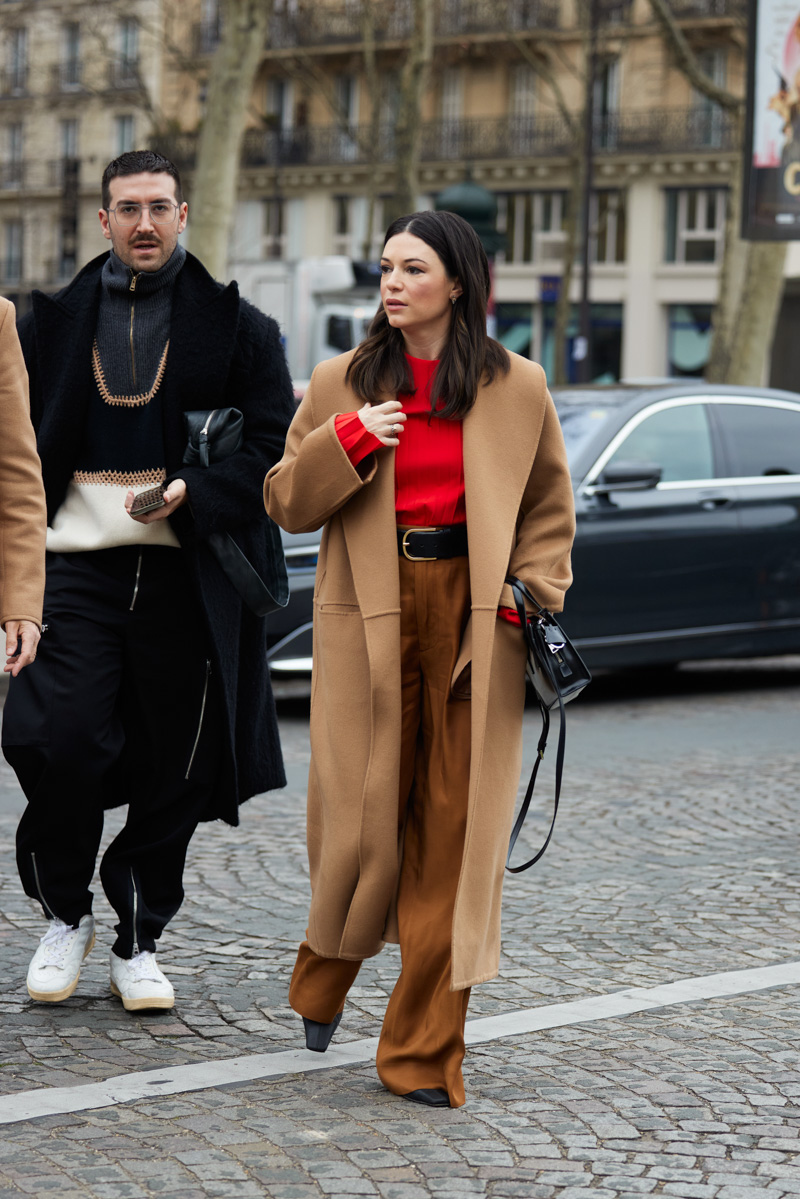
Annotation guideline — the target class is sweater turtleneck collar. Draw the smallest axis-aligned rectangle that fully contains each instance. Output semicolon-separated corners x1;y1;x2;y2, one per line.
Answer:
101;243;186;296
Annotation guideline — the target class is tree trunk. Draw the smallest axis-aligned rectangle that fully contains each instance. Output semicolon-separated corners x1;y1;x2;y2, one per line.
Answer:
389;0;434;221
716;242;787;385
502;17;583;380
186;0;272;279
706;116;788;384
645;0;787;385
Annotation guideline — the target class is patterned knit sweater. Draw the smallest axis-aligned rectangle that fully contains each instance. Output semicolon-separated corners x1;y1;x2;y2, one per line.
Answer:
46;246;186;552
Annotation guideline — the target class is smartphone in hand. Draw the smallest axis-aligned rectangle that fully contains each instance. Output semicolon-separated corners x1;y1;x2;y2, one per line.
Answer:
130;484;166;515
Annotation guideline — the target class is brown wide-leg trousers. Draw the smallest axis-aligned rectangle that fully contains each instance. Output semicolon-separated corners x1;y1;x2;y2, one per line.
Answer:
289;553;473;1107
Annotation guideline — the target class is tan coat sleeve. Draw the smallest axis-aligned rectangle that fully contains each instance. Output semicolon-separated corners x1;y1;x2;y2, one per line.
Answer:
263;361;377;534
0;299;47;629
502;375;575;615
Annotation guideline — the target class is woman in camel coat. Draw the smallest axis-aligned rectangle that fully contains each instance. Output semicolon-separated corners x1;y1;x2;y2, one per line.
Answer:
264;210;575;1108
0;297;46;674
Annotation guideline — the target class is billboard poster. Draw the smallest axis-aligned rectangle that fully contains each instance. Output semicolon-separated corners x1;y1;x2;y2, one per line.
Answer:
743;0;800;238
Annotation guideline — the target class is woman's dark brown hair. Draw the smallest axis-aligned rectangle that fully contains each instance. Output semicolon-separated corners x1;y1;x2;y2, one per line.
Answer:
345;209;510;419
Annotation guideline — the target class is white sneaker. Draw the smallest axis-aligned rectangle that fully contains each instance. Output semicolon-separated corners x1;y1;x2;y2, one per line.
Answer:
27;915;95;1002
109;950;175;1011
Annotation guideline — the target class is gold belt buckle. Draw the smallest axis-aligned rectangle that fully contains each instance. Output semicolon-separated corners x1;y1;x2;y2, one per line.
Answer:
402;526;439;562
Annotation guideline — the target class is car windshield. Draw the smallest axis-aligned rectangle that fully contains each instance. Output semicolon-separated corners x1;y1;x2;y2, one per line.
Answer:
552;388;637;465
552;386;681;465
556;405;613;464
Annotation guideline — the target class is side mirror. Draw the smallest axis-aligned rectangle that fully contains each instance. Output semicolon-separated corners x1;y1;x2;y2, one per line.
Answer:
593;460;663;493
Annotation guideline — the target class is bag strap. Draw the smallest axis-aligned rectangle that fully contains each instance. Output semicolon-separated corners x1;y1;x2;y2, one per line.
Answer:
505;575;567;874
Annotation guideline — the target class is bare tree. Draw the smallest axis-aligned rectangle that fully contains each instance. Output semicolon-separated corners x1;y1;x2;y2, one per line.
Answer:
360;0;382;257
649;0;787;385
186;0;273;279
284;0;432;246
506;25;584;383
389;0;434;220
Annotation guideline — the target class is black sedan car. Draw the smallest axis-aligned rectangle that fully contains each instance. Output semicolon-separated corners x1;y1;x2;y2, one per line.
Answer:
266;383;800;675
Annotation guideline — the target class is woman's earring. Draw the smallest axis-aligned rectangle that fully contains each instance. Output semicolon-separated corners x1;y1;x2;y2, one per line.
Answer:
451;295;457;305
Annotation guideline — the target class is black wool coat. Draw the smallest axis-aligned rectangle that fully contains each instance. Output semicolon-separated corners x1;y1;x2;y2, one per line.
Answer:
18;250;295;825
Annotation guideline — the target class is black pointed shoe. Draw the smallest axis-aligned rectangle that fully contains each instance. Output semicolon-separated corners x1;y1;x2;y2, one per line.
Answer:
401;1088;450;1107
302;1011;342;1052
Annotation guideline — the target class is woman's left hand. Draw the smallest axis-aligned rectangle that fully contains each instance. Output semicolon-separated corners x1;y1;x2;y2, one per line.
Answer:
125;478;188;524
357;400;406;447
4;619;41;675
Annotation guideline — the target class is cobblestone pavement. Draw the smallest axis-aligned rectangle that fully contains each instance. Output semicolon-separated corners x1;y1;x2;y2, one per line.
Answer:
0;660;798;1198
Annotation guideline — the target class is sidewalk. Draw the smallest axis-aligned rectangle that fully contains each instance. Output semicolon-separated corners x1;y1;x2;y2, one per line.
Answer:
0;663;798;1198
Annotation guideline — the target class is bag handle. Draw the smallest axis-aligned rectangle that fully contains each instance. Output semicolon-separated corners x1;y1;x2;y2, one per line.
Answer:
505;575;567;874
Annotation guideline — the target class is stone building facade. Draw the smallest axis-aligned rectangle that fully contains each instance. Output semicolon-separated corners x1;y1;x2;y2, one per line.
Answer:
2;0;798;383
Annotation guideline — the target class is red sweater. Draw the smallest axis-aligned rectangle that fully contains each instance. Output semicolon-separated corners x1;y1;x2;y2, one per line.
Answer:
335;354;522;624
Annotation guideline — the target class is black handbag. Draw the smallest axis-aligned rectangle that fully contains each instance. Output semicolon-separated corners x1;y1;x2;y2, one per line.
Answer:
183;409;289;616
505;575;591;873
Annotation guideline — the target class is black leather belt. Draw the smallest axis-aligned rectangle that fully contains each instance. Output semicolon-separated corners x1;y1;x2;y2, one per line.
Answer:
397;524;468;561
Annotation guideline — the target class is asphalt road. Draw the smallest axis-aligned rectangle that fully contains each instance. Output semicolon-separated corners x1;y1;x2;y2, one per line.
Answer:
0;658;798;1199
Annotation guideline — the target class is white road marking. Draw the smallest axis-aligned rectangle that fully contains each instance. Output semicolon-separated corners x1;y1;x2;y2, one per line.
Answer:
1;959;798;1126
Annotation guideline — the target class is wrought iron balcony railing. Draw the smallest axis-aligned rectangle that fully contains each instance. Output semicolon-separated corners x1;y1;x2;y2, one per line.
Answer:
0;161;25;189
669;0;745;16
266;0;559;49
0;159;80;192
45;257;77;286
50;61;84;92
154;107;737;175
49;157;81;190
0;67;28;98
107;59;143;90
190;0;736;58
0;260;23;286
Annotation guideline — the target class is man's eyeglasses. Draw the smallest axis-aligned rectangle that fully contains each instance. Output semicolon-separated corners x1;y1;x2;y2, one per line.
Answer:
107;201;180;227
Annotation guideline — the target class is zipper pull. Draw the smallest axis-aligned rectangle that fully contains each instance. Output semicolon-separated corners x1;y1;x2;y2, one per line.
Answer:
129;272;138;292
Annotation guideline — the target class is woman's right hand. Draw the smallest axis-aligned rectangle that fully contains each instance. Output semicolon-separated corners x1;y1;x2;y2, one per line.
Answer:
358;400;407;447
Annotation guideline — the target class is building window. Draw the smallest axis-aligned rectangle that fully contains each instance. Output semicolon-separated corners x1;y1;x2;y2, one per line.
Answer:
61;119;79;160
498;191;567;265
112;19;140;87
6;28;28;93
265;197;285;259
440;67;463;121
692;49;726;149
333;195;351;255
496;301;536;357
115;114;135;155
266;78;294;131
57;232;77;282
509;63;536;154
593;58;620;150
510;63;536;119
333;74;359;161
119;19;139;66
665;188;726;263
334;75;358;127
3;220;23;283
197;0;221;53
591;189;626;263
61;22;81;88
2;123;24;189
542;302;623;383
667;304;713;376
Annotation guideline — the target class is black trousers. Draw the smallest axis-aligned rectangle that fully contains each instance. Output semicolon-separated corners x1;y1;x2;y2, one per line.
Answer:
3;546;221;959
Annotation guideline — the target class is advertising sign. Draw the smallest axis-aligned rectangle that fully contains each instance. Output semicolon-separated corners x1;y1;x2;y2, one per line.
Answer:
743;0;800;238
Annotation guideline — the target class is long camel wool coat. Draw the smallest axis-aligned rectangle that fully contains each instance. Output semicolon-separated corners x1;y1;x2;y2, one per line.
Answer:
0;298;46;630
264;349;575;990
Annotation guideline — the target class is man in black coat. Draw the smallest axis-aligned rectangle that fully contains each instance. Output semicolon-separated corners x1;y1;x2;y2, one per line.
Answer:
2;150;294;1011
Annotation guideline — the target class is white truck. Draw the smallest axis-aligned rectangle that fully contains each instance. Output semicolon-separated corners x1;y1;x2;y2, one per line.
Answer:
232;256;381;386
